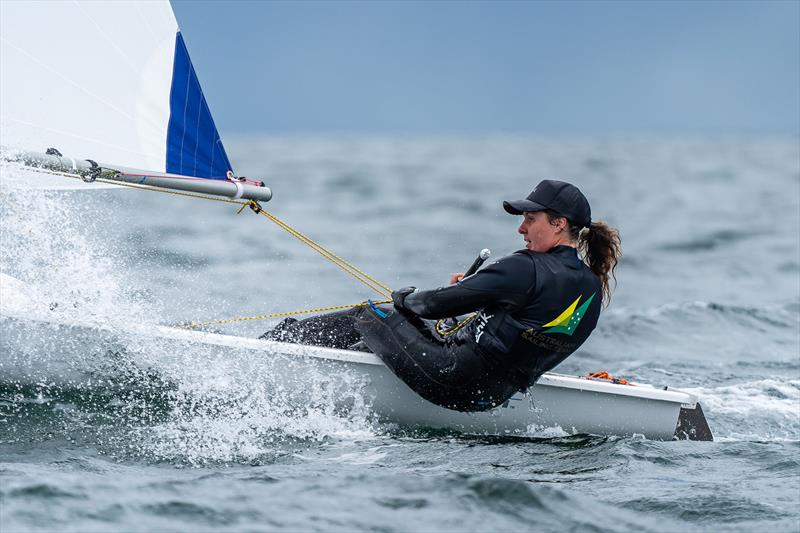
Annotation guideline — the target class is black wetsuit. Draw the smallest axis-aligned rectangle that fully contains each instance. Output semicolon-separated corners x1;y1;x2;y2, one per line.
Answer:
262;245;602;412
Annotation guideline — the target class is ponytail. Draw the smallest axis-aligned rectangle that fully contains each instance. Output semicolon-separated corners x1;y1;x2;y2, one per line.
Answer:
578;221;621;306
544;210;622;305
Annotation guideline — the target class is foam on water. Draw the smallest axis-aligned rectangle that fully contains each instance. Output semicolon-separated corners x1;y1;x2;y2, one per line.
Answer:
684;379;800;442
120;342;378;465
1;163;379;465
524;424;571;439
1;168;147;329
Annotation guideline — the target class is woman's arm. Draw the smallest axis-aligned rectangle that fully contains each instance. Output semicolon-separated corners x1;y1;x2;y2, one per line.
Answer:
396;252;536;319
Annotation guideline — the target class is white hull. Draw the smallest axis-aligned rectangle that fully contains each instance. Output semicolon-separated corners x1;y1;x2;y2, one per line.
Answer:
0;272;710;440
0;313;710;441
165;329;707;440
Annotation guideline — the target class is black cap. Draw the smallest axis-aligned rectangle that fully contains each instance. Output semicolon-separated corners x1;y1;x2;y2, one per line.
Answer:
503;179;591;228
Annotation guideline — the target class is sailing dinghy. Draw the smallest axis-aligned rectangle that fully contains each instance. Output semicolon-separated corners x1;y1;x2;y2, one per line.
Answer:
0;1;712;441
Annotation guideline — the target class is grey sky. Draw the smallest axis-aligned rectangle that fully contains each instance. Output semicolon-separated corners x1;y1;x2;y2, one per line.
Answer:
172;0;800;136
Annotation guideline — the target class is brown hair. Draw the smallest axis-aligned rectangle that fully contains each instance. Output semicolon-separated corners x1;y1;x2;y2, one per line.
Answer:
545;211;622;305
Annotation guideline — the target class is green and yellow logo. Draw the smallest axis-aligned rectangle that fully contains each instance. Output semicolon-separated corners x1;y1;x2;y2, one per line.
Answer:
542;293;596;336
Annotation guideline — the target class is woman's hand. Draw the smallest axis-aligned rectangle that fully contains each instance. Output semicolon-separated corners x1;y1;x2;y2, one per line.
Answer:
391;287;417;310
449;272;465;285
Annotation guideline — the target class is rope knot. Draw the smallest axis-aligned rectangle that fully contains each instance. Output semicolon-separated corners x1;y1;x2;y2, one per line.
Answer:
237;200;263;215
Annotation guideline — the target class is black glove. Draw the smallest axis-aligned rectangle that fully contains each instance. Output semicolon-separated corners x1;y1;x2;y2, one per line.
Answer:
391;286;417;311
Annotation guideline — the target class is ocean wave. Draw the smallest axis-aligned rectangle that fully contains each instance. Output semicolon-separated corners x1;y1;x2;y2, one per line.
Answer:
453;476;680;532
607;300;798;326
5;484;87;500
621;493;791;523
685;378;800;416
684;378;800;441
601;300;800;341
657;229;759;252
1;361;379;467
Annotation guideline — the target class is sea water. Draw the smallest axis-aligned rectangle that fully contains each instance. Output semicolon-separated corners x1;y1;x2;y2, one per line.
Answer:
1;137;798;532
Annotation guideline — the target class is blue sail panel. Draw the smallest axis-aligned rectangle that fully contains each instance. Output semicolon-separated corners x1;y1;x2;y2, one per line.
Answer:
166;32;232;180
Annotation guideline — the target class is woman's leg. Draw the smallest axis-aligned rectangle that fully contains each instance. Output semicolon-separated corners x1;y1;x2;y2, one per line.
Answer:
353;306;517;411
259;309;362;349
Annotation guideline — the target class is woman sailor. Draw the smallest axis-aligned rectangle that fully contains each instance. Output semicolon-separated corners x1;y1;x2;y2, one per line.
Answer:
262;179;621;412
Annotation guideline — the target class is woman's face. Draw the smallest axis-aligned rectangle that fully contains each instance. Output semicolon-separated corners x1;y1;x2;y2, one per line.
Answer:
517;211;567;252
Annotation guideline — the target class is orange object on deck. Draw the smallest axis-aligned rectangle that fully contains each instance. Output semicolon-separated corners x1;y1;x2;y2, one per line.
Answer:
586;370;632;385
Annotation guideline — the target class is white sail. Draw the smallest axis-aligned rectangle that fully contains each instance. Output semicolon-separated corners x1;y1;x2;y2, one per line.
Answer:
0;0;232;180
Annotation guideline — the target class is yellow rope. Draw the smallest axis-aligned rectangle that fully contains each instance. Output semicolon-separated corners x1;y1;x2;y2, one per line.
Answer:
102;178;477;336
26;166;390;295
241;201;392;298
434;312;478;337
22;165;395;324
22;164;481;335
174;299;392;329
100;185;392;298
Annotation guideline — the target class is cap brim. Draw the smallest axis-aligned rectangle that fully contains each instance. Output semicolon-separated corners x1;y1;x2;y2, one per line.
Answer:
503;199;548;215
